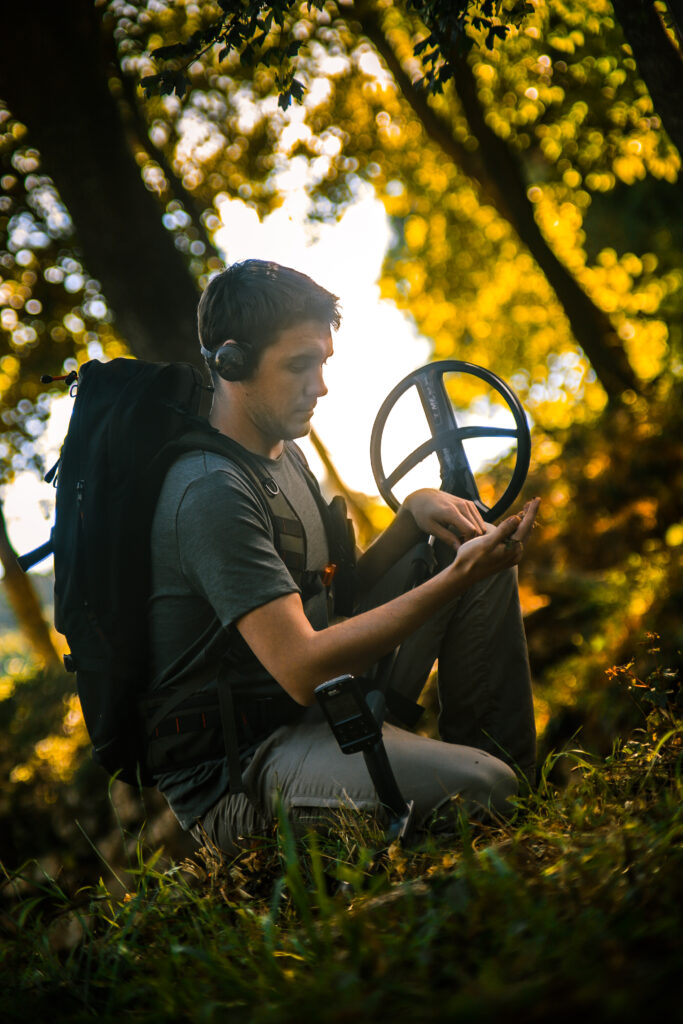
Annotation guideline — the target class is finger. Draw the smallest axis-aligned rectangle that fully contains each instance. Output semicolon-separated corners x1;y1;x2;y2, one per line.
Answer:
466;500;487;533
437;506;482;541
512;497;540;543
432;523;462;548
498;513;523;540
450;514;481;540
456;501;486;536
476;516;517;555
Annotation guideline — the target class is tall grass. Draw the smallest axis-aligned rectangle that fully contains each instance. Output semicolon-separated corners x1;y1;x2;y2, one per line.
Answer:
1;652;681;1023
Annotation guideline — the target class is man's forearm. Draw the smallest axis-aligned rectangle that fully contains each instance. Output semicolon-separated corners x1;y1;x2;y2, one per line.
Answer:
293;561;460;700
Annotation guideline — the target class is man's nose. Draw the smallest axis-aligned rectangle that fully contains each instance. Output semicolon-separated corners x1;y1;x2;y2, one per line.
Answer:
307;367;328;398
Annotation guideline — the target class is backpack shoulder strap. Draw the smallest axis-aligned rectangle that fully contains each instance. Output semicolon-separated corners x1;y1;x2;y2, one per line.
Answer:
285;441;357;616
167;427;308;585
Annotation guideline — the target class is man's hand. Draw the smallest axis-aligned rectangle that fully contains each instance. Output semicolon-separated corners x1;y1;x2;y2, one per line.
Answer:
403;489;487;547
448;497;540;585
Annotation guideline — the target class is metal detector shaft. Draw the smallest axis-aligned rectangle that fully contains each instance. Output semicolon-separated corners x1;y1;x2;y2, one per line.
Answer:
362;741;415;843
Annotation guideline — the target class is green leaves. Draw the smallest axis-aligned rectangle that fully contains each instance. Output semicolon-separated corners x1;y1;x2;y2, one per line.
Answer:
137;1;532;106
140;71;188;100
139;1;328;107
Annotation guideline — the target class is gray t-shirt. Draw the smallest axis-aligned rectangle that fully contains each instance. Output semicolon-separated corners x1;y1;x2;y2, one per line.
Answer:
148;440;329;828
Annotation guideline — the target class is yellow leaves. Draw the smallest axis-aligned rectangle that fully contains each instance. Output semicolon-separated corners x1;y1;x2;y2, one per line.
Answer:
612;154;646;186
0;674;16;701
34;735;82;781
547;34;575;56
583;452;610;480
9;693;89;787
2;356;21;380
518;583;551;616
535;437;563;464
0;353;21;397
622;320;669;381
477;64;497;84
584;384;608;414
665;524;683;548
403;216;423;251
540;136;563;162
628;595;651;618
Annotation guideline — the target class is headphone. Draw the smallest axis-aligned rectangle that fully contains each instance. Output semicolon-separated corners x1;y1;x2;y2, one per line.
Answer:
200;340;250;381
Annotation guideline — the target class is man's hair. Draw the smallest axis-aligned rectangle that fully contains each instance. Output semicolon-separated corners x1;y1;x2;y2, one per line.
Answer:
197;259;341;376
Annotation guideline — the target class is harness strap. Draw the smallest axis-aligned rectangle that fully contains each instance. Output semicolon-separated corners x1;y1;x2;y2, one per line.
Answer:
217;659;246;794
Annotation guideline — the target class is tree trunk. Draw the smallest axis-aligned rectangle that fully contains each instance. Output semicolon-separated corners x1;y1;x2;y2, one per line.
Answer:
0;503;60;669
450;55;640;399
611;0;683;157
355;0;640;399
0;0;203;367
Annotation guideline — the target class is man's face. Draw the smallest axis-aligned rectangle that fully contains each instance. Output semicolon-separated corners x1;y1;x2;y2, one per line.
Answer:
238;319;333;451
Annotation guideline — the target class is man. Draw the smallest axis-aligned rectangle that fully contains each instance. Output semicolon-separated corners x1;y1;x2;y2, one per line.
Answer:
148;259;538;854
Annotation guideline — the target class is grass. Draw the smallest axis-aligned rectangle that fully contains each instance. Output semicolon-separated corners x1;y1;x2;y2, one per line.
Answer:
0;652;681;1023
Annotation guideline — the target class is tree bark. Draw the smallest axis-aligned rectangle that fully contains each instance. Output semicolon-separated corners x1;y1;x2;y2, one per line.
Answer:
0;503;60;669
0;0;203;368
611;0;683;157
355;0;640;399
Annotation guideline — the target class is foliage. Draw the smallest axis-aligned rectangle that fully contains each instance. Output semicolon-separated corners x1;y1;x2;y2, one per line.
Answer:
114;0;681;423
139;0;533;106
0;651;681;1022
1;0;680;479
295;0;681;420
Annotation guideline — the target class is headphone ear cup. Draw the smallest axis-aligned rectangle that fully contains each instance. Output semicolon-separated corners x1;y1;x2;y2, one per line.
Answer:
214;342;248;381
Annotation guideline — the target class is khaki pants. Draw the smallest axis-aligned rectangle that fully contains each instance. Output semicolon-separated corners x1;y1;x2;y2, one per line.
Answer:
194;557;536;855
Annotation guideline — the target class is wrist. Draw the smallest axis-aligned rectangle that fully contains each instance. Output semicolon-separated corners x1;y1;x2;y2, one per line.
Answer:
399;493;427;535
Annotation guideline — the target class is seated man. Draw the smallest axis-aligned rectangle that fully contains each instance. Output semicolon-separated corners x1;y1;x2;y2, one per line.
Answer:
148;259;539;854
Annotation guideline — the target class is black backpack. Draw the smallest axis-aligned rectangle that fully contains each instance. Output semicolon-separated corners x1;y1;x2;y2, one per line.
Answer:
21;358;356;787
48;359;208;784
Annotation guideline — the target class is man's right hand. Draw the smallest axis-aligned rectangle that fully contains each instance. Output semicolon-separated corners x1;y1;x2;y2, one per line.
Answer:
448;497;540;586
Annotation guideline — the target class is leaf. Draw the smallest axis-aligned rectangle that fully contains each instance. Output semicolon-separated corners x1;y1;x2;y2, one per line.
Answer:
508;0;535;26
413;37;432;57
140;71;188;99
289;77;305;102
484;23;509;49
140;74;162;98
150;43;187;61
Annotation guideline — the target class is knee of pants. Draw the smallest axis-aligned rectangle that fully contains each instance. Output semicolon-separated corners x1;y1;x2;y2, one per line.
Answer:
461;757;519;820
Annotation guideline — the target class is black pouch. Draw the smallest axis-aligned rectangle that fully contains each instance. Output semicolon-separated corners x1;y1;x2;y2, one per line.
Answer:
326;495;357;616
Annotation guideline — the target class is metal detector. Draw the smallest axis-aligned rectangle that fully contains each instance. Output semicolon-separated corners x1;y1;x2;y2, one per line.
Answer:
316;360;532;843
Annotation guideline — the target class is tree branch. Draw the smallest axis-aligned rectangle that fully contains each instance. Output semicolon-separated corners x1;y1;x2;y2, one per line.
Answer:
611;0;683;157
0;502;60;668
351;0;640;398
